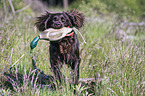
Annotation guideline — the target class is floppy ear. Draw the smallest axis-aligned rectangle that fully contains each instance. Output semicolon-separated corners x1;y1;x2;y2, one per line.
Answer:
66;9;85;29
35;11;51;31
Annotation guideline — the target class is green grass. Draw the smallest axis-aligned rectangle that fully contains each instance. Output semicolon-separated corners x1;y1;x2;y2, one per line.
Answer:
70;0;145;21
0;1;145;96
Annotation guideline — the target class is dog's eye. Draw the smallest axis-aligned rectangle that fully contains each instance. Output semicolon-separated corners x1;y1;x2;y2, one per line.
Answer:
61;17;65;22
53;17;57;21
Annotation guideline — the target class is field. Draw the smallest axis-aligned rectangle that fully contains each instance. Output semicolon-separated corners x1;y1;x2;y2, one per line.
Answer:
0;0;145;95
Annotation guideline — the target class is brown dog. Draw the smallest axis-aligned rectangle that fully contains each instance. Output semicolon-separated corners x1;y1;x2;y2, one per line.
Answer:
35;9;85;85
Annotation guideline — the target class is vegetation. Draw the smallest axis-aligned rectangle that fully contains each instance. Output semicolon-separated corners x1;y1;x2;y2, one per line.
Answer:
71;0;145;21
0;0;145;95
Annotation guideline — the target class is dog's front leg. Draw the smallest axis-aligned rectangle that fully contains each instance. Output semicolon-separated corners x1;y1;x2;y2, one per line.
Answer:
71;58;81;85
50;58;64;84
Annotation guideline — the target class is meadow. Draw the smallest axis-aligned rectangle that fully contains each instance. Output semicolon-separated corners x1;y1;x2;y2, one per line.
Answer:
0;0;145;95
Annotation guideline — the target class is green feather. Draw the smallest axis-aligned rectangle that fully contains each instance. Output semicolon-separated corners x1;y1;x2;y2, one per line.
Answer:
30;37;40;53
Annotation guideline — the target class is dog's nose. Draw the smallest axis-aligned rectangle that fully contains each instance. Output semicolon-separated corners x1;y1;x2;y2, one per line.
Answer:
54;23;62;28
55;23;61;26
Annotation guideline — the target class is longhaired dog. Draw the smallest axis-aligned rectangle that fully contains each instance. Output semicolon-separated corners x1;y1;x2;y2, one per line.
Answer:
35;9;85;85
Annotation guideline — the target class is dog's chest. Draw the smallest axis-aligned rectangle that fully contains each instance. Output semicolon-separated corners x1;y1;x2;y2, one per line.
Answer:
59;38;74;54
50;34;76;54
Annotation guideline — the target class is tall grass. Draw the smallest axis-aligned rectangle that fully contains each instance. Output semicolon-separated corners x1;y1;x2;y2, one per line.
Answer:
0;1;145;96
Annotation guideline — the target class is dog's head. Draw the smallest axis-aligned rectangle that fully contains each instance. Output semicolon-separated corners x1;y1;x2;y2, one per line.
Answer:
35;9;85;31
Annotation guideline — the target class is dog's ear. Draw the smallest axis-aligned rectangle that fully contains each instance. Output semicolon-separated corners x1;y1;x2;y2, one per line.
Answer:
35;11;51;31
66;9;85;29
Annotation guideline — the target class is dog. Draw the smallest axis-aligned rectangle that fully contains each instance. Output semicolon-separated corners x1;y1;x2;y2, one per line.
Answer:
35;9;85;85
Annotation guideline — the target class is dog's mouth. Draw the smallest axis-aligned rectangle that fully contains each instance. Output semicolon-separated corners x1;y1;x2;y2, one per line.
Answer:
52;23;63;29
53;26;63;29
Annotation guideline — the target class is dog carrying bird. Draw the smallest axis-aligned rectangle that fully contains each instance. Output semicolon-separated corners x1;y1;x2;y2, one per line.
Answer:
33;9;85;85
